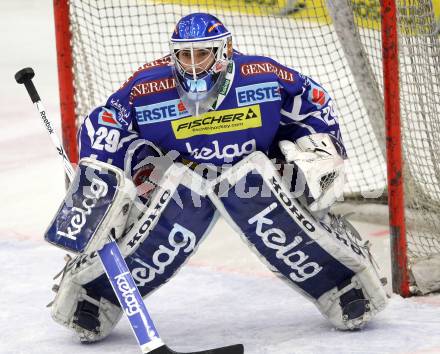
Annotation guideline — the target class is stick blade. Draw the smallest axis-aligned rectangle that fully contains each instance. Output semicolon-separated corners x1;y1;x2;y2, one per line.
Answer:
150;343;244;354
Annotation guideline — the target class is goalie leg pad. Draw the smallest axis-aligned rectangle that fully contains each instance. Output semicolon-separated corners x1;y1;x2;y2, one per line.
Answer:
50;256;123;342
209;152;387;330
50;164;217;342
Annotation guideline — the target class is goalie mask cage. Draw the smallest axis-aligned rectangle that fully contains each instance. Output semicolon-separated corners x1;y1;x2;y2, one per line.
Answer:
53;0;440;297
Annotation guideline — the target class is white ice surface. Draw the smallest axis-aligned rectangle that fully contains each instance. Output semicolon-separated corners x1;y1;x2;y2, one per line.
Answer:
1;1;440;354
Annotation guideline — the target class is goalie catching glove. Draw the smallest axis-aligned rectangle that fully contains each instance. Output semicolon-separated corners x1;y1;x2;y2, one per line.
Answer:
279;133;345;212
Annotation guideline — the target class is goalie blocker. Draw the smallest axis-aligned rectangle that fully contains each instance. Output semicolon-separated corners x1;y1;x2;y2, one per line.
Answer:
45;158;138;253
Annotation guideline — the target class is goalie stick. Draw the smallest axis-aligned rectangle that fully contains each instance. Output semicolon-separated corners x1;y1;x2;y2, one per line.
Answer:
15;67;244;354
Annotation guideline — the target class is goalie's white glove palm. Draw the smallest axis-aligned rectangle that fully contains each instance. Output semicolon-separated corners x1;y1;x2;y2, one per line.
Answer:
279;134;345;211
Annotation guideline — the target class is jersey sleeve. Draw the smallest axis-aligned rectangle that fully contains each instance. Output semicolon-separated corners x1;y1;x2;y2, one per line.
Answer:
274;64;347;158
77;83;140;170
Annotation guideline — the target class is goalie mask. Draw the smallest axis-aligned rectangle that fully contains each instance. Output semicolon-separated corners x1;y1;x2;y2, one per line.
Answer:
170;13;233;116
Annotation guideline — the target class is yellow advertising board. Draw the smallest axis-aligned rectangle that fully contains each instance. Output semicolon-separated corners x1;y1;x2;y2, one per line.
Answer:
157;0;439;32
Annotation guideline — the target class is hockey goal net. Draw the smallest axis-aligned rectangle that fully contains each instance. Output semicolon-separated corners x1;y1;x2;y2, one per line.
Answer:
53;0;440;296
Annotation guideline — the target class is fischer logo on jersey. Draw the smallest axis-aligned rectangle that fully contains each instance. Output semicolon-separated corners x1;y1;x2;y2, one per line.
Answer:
240;62;294;82
132;223;196;287
248;202;322;282
236;82;281;106
57;177;108;241
172;105;262;139
136;98;190;124
186;139;256;161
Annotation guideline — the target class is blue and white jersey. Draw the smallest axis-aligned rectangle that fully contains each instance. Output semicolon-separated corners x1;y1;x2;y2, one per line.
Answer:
78;52;346;175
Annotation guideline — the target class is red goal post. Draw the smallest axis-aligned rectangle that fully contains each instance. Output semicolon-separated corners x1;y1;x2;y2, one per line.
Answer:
53;0;77;165
53;0;440;297
380;0;408;296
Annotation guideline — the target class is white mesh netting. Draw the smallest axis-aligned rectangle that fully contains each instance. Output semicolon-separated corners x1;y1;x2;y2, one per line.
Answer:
66;0;440;278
